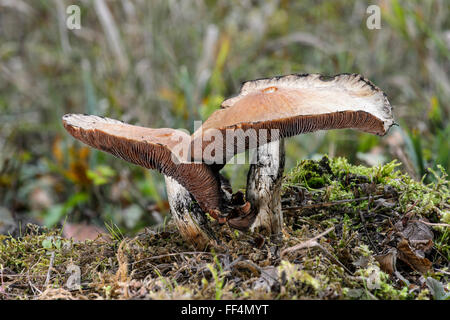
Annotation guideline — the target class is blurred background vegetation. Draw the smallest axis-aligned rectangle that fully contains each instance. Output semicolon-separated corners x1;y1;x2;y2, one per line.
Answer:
0;0;448;238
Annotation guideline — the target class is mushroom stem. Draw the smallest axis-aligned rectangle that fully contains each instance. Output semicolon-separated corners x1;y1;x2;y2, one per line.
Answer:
246;139;285;235
164;176;217;249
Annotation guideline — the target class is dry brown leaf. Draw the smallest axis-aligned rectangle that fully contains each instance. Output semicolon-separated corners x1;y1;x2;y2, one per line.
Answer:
375;249;397;275
397;238;432;274
401;221;434;245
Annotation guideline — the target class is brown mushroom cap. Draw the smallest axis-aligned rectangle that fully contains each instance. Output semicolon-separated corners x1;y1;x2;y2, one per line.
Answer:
191;73;394;164
62;114;222;216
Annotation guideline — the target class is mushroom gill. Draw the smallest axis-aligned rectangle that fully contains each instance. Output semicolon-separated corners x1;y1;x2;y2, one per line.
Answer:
191;73;394;165
62;114;222;218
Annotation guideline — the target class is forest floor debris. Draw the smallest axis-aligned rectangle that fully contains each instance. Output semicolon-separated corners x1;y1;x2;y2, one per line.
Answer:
0;156;448;300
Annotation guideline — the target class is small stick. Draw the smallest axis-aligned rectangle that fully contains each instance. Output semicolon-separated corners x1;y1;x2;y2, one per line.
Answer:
283;195;386;211
281;227;352;274
410;220;450;228
44;252;55;287
281;227;334;256
316;243;353;275
130;251;227;266
26;258;43;296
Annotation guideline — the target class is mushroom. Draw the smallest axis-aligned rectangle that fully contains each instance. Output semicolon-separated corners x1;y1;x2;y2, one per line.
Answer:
62;114;221;249
62;73;394;247
191;73;394;235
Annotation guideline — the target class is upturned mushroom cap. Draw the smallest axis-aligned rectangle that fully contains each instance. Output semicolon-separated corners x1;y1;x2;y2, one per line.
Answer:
62;114;222;217
191;73;394;165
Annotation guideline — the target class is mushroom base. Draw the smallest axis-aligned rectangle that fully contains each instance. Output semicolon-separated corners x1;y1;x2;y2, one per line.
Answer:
165;140;286;244
164;176;217;250
246;139;285;235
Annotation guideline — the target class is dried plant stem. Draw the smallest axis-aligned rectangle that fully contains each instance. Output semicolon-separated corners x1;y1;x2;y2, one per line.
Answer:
283;195;386;212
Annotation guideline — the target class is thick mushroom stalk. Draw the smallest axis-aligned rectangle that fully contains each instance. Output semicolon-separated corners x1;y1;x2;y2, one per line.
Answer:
246;139;285;235
164;177;217;249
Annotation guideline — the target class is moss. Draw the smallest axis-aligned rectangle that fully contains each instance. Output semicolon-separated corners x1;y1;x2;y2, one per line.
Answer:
286;155;333;189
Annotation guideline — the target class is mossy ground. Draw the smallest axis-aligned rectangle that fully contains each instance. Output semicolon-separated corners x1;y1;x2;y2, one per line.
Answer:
0;157;449;300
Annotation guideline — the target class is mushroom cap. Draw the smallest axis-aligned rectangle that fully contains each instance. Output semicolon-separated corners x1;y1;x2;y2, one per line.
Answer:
191;73;394;164
62;114;221;215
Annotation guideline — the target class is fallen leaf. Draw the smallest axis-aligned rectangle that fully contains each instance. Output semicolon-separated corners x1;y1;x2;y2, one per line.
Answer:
374;249;397;275
401;221;434;245
397;238;432;274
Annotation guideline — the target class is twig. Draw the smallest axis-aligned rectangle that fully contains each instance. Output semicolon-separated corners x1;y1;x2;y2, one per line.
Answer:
130;251;226;266
26;258;43;297
27;271;42;297
410;220;450;228
281;227;334;256
316;243;353;275
223;256;244;271
432;246;450;263
435;268;450;276
404;199;421;215
44;252;55;287
283;195;385;212
281;227;353;274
